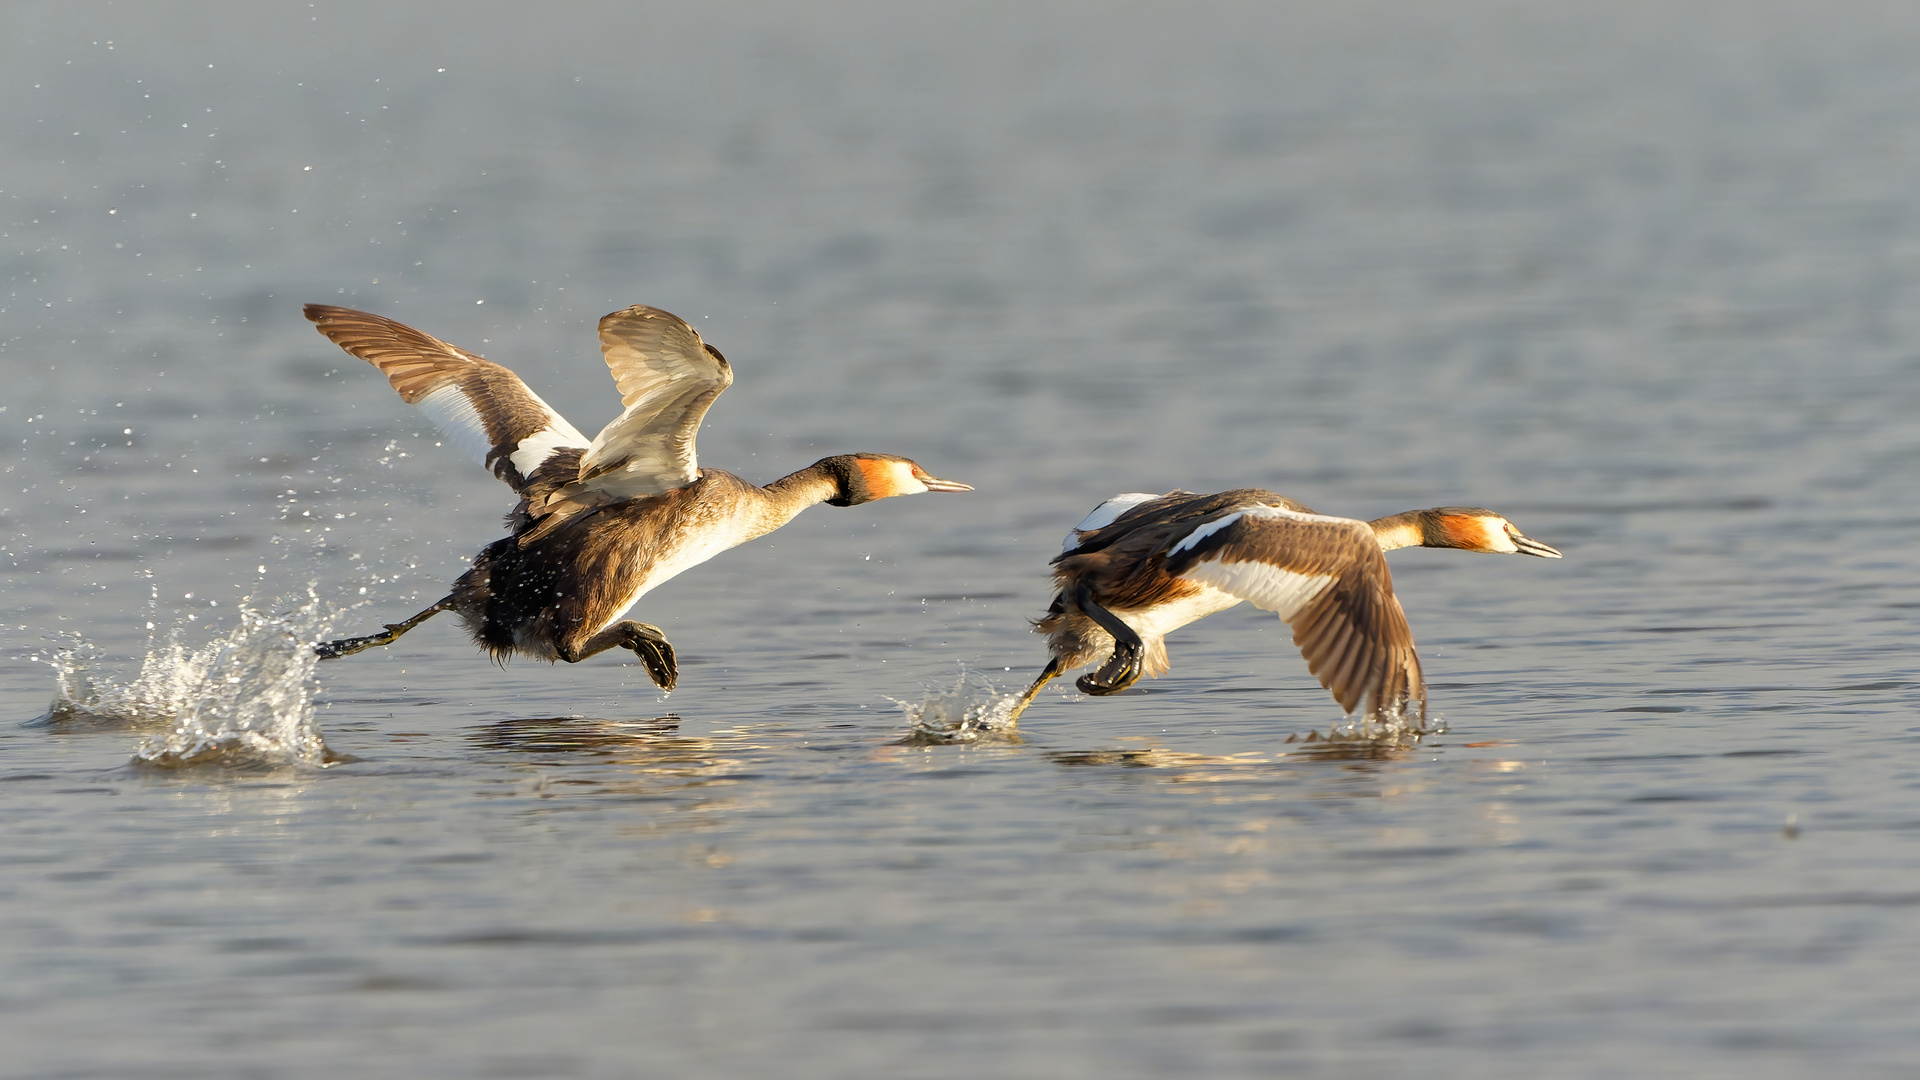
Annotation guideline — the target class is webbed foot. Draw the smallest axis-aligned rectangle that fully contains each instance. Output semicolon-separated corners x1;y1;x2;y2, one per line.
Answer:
1075;640;1143;696
627;622;677;691
314;600;452;660
1069;582;1144;695
315;627;398;659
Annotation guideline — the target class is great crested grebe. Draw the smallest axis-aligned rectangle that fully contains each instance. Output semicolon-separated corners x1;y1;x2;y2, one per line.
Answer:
1005;489;1560;724
305;303;970;688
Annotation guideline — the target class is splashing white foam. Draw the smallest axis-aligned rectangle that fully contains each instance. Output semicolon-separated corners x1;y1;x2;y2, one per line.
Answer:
33;590;339;769
1285;710;1446;748
892;668;1024;744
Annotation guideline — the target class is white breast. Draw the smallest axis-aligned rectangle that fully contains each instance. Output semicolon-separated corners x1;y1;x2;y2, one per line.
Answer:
589;512;764;637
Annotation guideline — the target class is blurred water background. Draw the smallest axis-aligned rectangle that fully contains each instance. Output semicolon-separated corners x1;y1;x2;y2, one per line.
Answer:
5;1;1920;1076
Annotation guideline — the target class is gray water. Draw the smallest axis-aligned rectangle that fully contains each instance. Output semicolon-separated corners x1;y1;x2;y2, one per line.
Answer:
6;1;1920;1076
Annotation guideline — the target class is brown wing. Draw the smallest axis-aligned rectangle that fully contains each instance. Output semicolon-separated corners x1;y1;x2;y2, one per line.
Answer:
304;304;590;493
1286;567;1425;722
1164;503;1426;721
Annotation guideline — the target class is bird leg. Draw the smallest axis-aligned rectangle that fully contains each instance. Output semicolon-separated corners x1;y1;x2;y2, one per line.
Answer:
561;620;678;691
315;599;455;659
1002;657;1063;726
1071;584;1144;696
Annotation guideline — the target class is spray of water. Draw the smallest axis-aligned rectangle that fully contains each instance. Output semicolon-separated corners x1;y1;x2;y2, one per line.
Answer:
1284;710;1446;749
892;667;1025;745
889;667;1443;750
31;589;340;769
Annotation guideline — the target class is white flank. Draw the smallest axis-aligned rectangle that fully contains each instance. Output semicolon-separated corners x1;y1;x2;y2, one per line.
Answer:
416;384;496;469
1062;492;1161;552
1180;559;1335;620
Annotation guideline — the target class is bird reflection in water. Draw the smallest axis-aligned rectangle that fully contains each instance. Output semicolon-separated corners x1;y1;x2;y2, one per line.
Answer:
469;714;685;757
466;716;762;805
1043;729;1428;771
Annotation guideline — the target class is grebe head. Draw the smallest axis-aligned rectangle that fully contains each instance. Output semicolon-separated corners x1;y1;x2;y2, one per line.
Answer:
821;453;973;506
1429;508;1562;558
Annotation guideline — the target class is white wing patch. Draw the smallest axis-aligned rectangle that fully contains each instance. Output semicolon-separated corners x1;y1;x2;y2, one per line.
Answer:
510;426;588;476
1062;492;1161;552
1179;502;1356;542
416;384;589;477
1180;559;1335;620
1238;503;1346;526
1115;585;1245;641
416;384;496;470
1171;503;1361;617
1169;510;1245;557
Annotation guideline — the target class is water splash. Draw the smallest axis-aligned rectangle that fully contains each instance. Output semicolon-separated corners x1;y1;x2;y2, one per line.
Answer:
892;668;1024;745
890;669;1448;749
1284;710;1446;751
31;590;340;769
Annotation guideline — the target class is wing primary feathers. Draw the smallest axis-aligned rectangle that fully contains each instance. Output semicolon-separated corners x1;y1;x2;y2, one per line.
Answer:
304;305;589;494
1319;619;1361;712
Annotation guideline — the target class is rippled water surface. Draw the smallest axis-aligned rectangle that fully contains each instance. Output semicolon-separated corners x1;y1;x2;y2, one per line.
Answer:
6;2;1920;1076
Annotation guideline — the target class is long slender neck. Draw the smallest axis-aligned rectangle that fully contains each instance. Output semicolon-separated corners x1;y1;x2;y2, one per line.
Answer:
1366;509;1434;552
751;462;846;534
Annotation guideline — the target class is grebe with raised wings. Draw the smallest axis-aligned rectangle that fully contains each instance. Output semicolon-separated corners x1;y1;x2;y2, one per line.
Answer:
305;303;970;689
1004;489;1560;725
